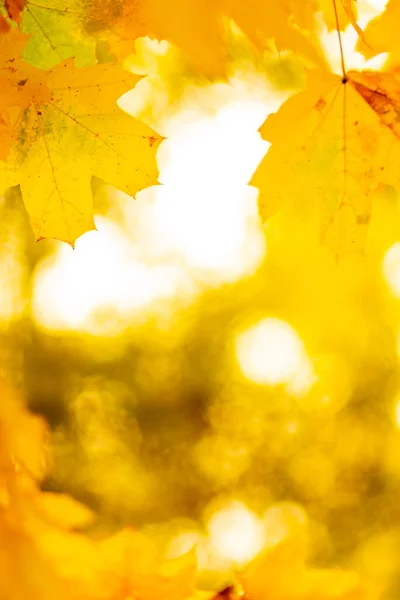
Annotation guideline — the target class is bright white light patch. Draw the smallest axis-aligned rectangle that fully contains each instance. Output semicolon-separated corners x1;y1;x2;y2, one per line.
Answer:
236;318;310;387
383;243;400;296
395;399;400;428
208;502;265;565
145;101;268;282
120;73;276;285
32;218;192;335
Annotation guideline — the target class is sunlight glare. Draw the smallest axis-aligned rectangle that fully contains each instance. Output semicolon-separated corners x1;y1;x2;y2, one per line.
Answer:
32;218;193;335
395;398;400;428
320;0;388;74
236;318;313;390
148;101;267;282
120;76;274;284
382;243;400;296
208;501;265;565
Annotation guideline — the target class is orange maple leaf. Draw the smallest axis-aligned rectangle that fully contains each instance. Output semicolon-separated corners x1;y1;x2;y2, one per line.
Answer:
4;0;24;23
0;28;49;159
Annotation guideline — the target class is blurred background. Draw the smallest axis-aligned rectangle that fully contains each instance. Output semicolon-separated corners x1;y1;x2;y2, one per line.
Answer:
3;0;400;597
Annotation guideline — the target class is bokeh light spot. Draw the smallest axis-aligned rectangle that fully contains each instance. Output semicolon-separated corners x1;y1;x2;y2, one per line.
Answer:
395;398;400;428
32;217;193;335
236;318;313;388
208;501;265;565
383;243;400;296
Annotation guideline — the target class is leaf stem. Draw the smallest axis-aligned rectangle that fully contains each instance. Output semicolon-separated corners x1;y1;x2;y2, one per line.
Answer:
332;0;347;81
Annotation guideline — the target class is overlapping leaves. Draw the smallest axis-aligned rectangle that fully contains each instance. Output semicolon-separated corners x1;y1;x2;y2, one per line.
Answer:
6;0;357;72
0;1;397;597
1;0;399;254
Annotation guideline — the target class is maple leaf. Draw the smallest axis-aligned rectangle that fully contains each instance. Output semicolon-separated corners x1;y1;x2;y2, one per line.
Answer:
90;0;338;72
239;537;380;600
221;0;328;69
251;68;400;257
13;0;365;76
358;0;400;68
97;529;197;600
91;0;229;76
3;0;366;77
15;0;331;76
317;0;358;32
20;0;97;68
30;524;196;600
0;30;162;245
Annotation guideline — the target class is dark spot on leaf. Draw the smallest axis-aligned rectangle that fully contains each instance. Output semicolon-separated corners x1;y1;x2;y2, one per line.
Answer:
18;79;28;87
315;98;326;112
211;587;236;600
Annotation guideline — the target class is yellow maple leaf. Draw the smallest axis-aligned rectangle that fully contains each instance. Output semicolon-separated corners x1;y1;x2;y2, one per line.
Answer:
358;0;400;68
106;0;330;72
20;0;97;68
97;529;197;600
251;68;400;257
318;0;358;32
17;0;330;76
89;0;360;73
221;0;327;69
7;0;366;76
31;525;196;600
0;30;162;245
239;537;380;600
107;0;228;77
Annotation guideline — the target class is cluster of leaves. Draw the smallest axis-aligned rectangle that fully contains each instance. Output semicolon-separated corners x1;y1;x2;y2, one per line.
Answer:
1;1;400;596
1;0;400;254
0;379;380;599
